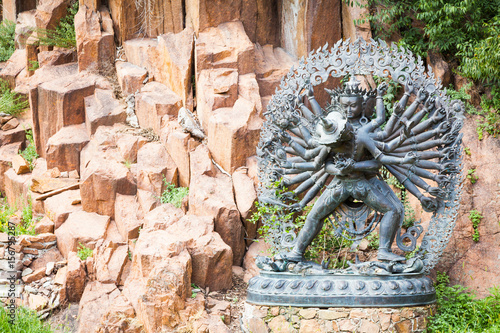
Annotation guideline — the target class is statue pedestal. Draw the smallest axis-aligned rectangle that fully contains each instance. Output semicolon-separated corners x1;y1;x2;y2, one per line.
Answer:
241;302;435;333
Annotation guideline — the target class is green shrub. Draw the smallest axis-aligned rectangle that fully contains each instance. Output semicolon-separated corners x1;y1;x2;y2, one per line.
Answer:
160;180;189;208
35;1;78;49
446;83;476;115
0;198;15;233
467;168;478;184
0;20;15;62
427;272;500;332
0;79;29;116
476;86;500;140
19;129;39;171
0;197;36;236
77;243;93;261
0;306;54;333
469;210;483;242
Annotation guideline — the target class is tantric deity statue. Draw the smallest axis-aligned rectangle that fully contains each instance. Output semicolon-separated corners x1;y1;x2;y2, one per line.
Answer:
248;38;464;307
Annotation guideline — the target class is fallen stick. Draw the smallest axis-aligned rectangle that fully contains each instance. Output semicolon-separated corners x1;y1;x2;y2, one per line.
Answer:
35;183;80;201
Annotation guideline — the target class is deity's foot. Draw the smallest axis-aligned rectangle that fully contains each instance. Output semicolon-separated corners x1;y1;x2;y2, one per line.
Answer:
377;249;406;262
282;250;304;263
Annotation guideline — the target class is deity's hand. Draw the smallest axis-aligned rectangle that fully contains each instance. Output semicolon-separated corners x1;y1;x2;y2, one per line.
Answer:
417;88;429;102
421;196;438;212
441;132;456;145
440;147;454;160
393;102;404;115
335;158;355;174
425;96;436;110
288;203;303;212
404;80;415;95
402;152;417;164
427;187;445;199
307;84;315;97
431;108;446;123
437;121;451;134
279;160;293;169
440;162;458;174
435;174;451;187
278;130;292;143
377;81;389;96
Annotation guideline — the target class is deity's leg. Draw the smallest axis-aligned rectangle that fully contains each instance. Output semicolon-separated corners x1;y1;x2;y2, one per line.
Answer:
285;187;349;262
365;177;405;261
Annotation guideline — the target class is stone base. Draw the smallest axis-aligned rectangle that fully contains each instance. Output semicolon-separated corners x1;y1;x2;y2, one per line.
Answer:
241;302;435;333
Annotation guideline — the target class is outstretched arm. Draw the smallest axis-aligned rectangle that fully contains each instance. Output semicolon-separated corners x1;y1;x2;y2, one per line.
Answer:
361;135;417;165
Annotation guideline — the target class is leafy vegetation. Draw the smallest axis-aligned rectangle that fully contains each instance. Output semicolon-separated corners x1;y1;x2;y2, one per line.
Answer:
427;272;500;332
469;210;483;243
0;20;15;62
160;180;189;208
77;243;93;261
477;86;500;140
0;306;54;333
0;79;29;116
467;168;478;184
35;1;78;49
0;197;37;236
19;129;39;171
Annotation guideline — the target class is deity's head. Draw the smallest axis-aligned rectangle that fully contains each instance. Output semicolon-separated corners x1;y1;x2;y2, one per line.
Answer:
327;76;376;121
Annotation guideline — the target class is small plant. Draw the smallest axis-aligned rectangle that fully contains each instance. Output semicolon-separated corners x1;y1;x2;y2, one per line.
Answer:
77;243;93;261
0;79;29;116
469;210;483;242
0;306;54;332
19;129;39;171
127;249;132;261
427;272;500;332
366;232;379;250
122;160;132;169
0;198;15;233
464;147;471;156
0;197;37;236
0;20;16;62
160;179;189;208
35;1;78;49
28;60;39;72
476;85;500;140
467;168;479;184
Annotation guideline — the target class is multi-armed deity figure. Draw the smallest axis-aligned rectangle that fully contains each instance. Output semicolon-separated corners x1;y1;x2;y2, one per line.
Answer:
249;38;463;307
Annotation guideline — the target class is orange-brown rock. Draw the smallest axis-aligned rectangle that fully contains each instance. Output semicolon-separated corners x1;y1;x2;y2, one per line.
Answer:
238;73;263;114
93;240;128;285
135;82;182;134
232;168;258;245
30;176;78;194
0;143;22;195
115;132;147;163
114;194;143;240
3;168;31;208
27;63;78;154
427;50;452;87
153;27;194;108
243;240;272;282
240;0;279;45
280;0;341;59
136;142;178;196
255;44;296;97
77;281;122;333
65;251;87;302
166;131;193;187
80;126;137;217
122;38;158;69
11;155;30;175
35;72;96;157
122;228;192;331
55;210;110;258
115;61;147;96
107;0;138;44
74;5;115;72
208;97;263;173
0;122;26;147
84;89;126;136
0;49;27;89
44;189;82;229
96;294;140;333
189;143;216;179
342;0;372;41
142;203;184;230
38;49;77;67
35;216;55;234
2;0;37;22
195;21;255;77
35;0;69;31
196;68;238;128
189;171;245;266
185;0;241;34
169;215;233;291
46;123;90;173
136;189;159;215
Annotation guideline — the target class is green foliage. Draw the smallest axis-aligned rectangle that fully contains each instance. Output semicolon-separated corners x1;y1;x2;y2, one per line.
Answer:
373;76;400;113
0;197;36;236
35;1;78;49
0;306;54;333
427;272;500;332
0;20;15;62
28;60;39;72
464;147;471;156
0;79;29;116
160;180;189;208
77;243;93;261
19;129;39;171
0;198;15;233
469;210;483;243
476;86;500;140
467;168;478;184
366;232;379;250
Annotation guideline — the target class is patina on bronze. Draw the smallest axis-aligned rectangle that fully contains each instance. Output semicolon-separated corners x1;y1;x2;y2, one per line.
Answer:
247;38;464;307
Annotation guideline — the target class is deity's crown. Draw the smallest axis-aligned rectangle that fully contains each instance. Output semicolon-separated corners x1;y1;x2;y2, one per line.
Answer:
326;76;376;99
